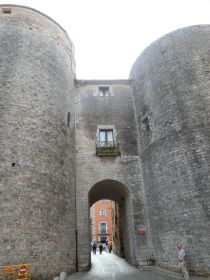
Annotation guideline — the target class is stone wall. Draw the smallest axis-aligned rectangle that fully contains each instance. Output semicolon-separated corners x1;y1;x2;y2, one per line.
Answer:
0;5;76;279
111;201;124;257
1;5;210;278
75;80;150;271
130;25;210;276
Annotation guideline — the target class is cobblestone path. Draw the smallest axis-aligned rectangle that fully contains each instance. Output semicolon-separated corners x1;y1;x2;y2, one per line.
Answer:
67;252;210;280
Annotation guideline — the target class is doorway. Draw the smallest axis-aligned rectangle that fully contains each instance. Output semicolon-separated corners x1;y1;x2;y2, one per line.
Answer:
88;180;132;262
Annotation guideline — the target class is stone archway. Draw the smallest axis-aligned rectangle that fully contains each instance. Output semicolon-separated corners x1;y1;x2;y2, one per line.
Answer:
88;180;134;264
89;179;129;206
76;179;140;272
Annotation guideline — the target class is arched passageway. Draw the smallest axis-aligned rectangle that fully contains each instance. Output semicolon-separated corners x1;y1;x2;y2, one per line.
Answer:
88;179;134;265
89;179;129;206
76;177;144;272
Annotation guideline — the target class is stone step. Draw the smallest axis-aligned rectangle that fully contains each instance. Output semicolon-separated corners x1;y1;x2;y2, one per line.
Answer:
67;273;114;279
145;266;209;280
145;266;184;279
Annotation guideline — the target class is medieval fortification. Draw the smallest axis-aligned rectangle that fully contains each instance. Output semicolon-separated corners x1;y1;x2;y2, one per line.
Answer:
0;5;209;279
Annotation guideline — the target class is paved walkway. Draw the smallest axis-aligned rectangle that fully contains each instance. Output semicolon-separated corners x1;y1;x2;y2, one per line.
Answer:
67;252;210;280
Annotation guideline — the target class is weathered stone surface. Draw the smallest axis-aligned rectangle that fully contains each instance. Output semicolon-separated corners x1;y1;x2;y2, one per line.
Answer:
130;25;210;275
0;5;210;278
0;5;76;279
75;80;148;271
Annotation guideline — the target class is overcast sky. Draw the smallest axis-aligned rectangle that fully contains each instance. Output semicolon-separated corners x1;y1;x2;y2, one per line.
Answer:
1;0;210;79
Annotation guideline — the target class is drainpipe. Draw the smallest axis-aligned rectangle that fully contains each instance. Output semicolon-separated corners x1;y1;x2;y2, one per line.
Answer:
74;78;78;272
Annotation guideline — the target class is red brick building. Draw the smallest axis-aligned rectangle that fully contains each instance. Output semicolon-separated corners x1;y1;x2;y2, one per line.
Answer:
90;199;113;243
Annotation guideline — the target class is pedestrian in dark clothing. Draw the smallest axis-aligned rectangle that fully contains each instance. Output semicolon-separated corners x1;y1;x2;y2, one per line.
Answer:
99;242;103;254
92;241;97;254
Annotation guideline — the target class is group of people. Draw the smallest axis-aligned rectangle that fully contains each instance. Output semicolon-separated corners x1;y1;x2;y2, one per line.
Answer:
91;241;189;279
91;240;112;255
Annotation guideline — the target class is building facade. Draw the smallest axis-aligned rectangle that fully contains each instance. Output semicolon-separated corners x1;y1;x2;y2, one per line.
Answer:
90;200;113;243
75;79;144;271
0;5;210;279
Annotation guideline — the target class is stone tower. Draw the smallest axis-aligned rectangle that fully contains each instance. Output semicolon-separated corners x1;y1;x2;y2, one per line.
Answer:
130;25;210;275
0;5;76;279
0;4;210;279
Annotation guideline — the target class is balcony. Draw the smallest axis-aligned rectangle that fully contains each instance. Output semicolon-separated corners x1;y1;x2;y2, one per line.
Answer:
96;141;121;156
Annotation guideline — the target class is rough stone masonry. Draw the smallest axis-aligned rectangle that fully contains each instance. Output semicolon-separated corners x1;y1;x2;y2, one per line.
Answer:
0;5;209;279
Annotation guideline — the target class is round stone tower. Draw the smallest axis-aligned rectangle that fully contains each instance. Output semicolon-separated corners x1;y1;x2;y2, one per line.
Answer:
0;5;76;279
130;25;210;275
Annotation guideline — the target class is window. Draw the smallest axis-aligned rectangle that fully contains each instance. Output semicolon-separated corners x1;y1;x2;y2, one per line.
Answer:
96;126;120;156
99;86;110;96
100;210;106;216
2;8;12;14
100;222;107;234
142;116;150;131
99;129;113;145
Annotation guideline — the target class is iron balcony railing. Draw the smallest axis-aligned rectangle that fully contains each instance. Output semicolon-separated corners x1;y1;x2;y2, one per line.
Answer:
96;141;120;156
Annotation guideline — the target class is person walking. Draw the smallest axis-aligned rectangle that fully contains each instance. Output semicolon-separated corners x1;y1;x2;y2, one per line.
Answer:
98;242;103;254
108;240;112;253
177;243;190;280
92;241;97;254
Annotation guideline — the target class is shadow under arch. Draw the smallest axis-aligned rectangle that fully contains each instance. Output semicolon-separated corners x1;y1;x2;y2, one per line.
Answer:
89;179;130;207
88;179;134;263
